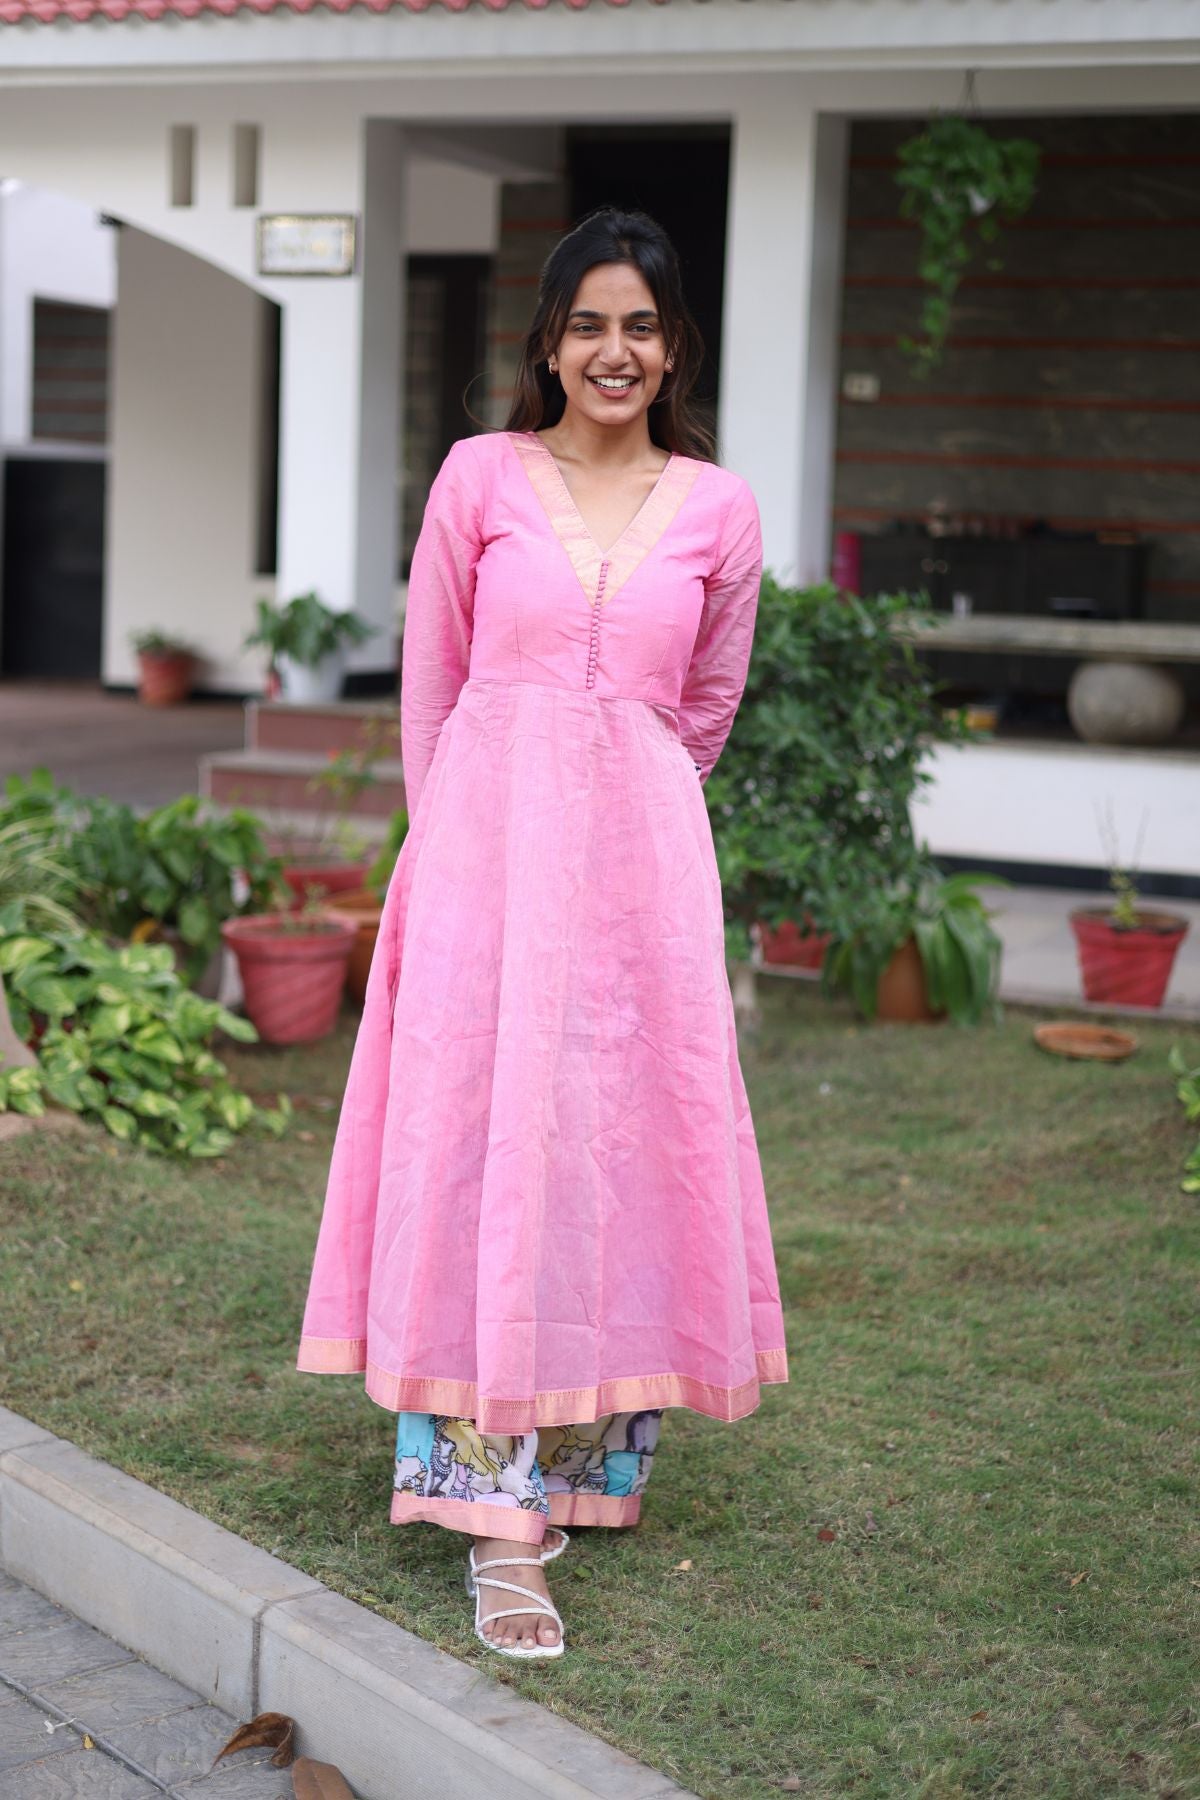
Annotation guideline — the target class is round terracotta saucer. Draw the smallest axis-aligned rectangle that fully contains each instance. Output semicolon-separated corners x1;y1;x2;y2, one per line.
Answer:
1033;1022;1137;1062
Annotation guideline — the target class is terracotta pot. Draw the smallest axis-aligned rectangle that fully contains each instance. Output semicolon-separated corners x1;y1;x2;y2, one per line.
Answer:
876;935;944;1024
326;887;384;1005
220;911;356;1045
137;650;194;707
758;917;833;971
1069;907;1190;1009
279;858;371;909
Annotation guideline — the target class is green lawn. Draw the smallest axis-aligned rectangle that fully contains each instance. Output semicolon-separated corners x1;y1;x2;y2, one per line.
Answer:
2;981;1197;1799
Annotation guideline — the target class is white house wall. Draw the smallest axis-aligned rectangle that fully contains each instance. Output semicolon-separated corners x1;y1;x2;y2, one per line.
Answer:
915;740;1200;880
106;226;264;692
0;183;116;449
407;158;497;256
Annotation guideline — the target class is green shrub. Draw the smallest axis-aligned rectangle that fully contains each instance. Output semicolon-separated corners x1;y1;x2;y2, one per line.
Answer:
0;900;289;1158
1;773;282;985
709;577;977;961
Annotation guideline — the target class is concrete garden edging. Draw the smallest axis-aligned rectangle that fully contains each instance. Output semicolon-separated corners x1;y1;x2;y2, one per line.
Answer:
0;1406;691;1800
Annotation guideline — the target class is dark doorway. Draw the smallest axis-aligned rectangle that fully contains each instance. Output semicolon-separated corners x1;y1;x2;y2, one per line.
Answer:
1;457;106;679
400;254;492;577
568;128;730;426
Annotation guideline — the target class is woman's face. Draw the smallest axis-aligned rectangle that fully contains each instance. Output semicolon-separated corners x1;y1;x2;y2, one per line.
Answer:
549;261;672;431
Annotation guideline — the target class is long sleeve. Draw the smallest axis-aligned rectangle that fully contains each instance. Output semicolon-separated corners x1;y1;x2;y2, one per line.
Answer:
677;477;763;785
400;436;486;822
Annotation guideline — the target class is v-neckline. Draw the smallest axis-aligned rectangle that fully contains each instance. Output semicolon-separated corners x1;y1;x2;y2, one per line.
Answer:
509;430;700;611
528;432;677;561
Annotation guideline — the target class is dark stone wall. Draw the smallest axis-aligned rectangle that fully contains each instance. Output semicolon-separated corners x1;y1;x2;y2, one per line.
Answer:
834;114;1200;628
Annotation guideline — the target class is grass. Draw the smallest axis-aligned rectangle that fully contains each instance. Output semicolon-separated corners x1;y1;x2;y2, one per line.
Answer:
1;980;1197;1799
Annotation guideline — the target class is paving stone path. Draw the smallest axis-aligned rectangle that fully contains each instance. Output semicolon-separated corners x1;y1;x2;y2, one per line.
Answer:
0;1567;293;1798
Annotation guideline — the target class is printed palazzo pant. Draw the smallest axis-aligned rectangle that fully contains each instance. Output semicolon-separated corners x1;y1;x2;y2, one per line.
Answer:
391;1410;663;1545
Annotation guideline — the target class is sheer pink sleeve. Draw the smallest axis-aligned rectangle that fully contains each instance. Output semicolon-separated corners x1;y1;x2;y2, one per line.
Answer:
400;437;486;821
677;477;763;785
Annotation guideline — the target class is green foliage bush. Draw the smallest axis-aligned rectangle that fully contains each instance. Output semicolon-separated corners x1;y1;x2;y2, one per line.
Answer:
708;578;975;962
1;773;281;984
0;900;289;1157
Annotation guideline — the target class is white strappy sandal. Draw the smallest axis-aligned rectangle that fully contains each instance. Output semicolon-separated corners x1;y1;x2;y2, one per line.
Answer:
466;1545;566;1660
540;1525;569;1564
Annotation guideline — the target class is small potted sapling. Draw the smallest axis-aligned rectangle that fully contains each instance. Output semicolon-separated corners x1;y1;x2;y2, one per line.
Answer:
243;591;375;703
131;630;197;707
1069;806;1190;1009
221;895;358;1046
270;718;398;906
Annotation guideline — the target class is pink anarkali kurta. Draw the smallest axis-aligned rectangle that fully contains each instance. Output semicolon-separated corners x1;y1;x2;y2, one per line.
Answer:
297;429;789;1432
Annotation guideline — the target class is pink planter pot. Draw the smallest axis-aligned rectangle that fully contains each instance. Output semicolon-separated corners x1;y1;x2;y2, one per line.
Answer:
1069;908;1190;1010
279;860;371;909
220;911;357;1045
757;917;833;971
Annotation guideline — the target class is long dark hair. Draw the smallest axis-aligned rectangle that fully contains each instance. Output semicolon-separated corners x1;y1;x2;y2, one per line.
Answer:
504;207;715;462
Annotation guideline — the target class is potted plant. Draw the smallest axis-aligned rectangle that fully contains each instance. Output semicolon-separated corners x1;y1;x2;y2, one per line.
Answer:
243;590;375;703
894;114;1040;375
130;629;197;707
269;726;395;906
709;576;982;1028
327;806;409;1004
821;860;1007;1025
756;915;833;972
1069;810;1190;1009
221;903;358;1046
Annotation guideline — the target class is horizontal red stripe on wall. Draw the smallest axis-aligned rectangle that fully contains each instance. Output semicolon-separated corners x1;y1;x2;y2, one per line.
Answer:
832;506;1200;536
838;449;1200;475
851;152;1200;172
848;216;1200;231
842;393;1200;414
1148;579;1200;595
842;333;1200;354
845;273;1200;291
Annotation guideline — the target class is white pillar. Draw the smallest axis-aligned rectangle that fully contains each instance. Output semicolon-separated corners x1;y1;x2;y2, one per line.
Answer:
719;93;848;587
274;121;407;671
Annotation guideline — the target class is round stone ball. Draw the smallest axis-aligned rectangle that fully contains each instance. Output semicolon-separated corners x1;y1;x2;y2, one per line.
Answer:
1067;659;1186;746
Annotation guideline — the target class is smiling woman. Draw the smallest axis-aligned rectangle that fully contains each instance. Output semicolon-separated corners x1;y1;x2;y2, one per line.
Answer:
296;205;787;1663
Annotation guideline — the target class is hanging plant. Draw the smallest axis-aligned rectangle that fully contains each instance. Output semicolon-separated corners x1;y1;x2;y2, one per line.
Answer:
895;115;1041;374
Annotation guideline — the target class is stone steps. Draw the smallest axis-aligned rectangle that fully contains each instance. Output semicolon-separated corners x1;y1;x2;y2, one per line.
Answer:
247;698;400;757
199;747;406;823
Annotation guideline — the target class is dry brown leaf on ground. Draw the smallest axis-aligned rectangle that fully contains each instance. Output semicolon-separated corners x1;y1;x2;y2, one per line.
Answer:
292;1756;356;1799
212;1711;296;1769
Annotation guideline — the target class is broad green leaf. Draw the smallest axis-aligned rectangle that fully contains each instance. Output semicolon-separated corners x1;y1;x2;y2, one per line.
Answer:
101;1105;138;1141
0;937;53;975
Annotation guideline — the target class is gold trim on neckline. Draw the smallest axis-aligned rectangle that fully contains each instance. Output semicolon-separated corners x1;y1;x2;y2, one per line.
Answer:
509;431;699;609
